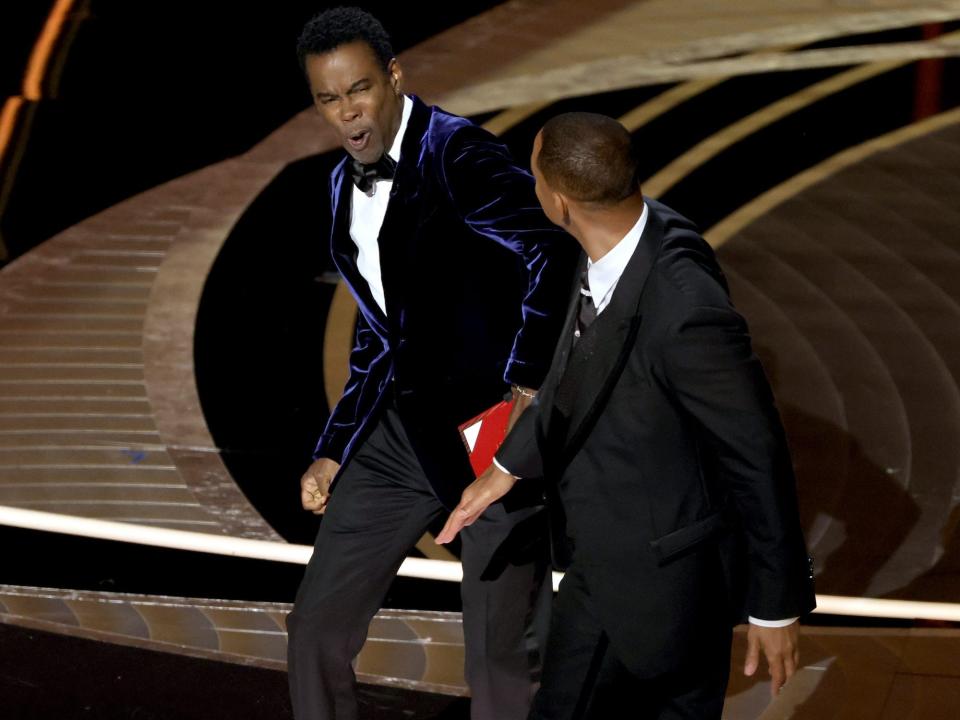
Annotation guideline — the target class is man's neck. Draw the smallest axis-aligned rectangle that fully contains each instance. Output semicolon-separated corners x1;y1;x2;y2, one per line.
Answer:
576;195;646;263
383;96;407;159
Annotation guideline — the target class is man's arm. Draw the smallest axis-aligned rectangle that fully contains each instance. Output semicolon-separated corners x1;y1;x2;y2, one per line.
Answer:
660;303;814;618
313;311;384;462
495;395;544;479
441;125;577;389
302;311;385;512
659;301;814;695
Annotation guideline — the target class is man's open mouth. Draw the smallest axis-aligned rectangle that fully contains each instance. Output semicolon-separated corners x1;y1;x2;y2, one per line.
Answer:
347;129;370;150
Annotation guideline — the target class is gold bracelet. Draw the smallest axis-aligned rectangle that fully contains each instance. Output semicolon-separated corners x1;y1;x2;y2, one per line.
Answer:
512;384;537;399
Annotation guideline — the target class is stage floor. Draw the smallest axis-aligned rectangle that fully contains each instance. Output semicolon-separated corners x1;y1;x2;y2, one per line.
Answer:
3;585;960;719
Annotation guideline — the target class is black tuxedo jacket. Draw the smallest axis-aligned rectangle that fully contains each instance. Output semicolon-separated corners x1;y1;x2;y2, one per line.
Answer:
498;199;815;677
316;96;577;508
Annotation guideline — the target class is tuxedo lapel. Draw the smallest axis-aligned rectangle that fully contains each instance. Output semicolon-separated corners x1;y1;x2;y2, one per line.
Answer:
551;204;667;459
376;97;432;336
549;254;588;384
329;164;390;336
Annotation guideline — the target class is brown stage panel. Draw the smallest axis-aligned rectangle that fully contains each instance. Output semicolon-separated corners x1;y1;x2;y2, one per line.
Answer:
718;121;960;601
0;210;280;538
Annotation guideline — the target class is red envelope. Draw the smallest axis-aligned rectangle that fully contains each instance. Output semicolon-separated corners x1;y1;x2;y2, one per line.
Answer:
458;399;515;476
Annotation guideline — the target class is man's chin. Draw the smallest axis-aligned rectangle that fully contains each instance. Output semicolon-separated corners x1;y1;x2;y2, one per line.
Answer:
344;142;382;165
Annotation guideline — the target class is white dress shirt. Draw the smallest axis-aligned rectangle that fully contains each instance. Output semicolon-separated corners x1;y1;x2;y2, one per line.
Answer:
581;202;648;315
348;95;413;316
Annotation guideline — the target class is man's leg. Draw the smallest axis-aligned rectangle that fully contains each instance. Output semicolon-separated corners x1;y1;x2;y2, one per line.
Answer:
528;566;609;720
646;626;731;720
286;406;444;720
581;627;731;720
460;500;552;720
531;565;732;720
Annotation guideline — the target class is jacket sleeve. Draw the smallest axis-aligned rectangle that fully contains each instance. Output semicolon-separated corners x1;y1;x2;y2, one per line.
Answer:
313;310;386;463
440;125;577;389
494;397;545;479
660;302;816;620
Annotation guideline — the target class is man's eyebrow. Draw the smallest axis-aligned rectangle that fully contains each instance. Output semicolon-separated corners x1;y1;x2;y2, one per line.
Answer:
316;78;370;98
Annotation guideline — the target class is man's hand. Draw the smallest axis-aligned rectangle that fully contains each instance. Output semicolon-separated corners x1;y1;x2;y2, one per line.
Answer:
435;464;517;544
300;457;341;514
507;385;536;433
744;622;800;698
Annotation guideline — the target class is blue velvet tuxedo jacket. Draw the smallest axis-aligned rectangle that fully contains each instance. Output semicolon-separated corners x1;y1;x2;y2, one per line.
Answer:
497;199;816;677
314;96;577;508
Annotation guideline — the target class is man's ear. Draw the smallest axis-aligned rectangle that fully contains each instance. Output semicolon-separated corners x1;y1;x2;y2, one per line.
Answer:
388;58;403;94
556;192;571;227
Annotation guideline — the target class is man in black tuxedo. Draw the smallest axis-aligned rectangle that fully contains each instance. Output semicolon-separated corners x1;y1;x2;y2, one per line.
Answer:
285;8;577;720
437;113;816;719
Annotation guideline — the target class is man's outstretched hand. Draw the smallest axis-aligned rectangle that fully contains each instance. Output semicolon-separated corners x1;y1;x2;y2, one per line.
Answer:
435;464;517;544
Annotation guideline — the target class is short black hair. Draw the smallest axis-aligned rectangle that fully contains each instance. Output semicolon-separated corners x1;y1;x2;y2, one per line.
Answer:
296;6;395;73
537;112;640;204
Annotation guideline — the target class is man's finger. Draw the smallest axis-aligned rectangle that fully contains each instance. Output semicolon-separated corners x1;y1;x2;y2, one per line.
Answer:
767;651;785;697
783;649;797;682
436;512;465;544
744;631;760;677
460;510;482;529
301;478;330;511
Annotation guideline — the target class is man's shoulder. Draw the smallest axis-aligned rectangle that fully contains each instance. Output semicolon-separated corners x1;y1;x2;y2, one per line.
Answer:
424;101;474;135
645;203;730;313
415;99;502;157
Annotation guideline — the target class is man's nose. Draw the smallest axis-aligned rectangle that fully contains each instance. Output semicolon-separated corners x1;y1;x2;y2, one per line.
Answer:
339;96;360;122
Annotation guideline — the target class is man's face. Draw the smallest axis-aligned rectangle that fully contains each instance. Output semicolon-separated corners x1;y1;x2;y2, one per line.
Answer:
531;133;563;226
305;41;403;164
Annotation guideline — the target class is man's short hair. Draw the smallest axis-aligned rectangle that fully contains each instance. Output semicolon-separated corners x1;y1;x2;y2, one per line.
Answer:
296;7;395;73
538;112;640;204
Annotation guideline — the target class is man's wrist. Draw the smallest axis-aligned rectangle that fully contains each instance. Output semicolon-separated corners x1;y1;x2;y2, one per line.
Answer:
511;384;537;399
748;616;799;628
492;456;520;479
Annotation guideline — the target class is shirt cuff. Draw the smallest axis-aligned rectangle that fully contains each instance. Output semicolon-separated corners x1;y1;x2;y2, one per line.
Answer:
492;456;520;479
748;616;799;628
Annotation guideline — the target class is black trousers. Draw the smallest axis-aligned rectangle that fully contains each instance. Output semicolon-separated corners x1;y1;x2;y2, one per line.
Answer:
287;402;552;720
530;568;731;720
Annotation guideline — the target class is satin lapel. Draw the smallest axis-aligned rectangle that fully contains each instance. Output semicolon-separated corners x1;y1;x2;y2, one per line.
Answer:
533;253;587;449
376;97;432;337
329;161;390;336
552;205;667;459
551;253;589;383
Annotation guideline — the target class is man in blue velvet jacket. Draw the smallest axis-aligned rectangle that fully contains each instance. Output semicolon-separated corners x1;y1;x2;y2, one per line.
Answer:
285;8;577;720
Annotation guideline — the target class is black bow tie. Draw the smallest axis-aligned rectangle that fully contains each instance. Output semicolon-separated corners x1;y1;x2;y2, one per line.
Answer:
349;154;397;193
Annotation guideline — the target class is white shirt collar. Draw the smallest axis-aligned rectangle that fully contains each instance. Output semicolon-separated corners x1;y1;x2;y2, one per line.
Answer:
386;95;413;164
586;202;648;313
